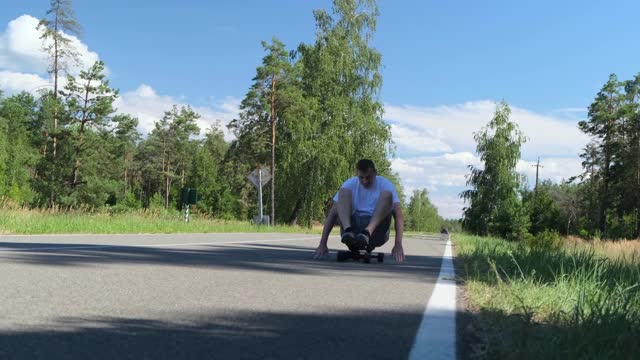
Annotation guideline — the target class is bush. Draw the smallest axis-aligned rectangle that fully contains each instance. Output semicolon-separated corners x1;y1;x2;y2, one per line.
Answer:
527;229;562;250
148;193;165;211
578;228;590;239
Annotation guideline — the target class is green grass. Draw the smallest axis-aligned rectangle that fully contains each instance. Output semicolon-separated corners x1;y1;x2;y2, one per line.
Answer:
0;207;323;235
455;233;640;360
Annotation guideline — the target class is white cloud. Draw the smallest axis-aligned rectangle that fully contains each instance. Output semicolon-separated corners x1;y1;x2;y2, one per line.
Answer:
385;100;590;159
390;123;451;153
516;157;583;184
114;85;239;140
391;153;480;192
431;195;467;220
0;70;49;94
0;15;102;95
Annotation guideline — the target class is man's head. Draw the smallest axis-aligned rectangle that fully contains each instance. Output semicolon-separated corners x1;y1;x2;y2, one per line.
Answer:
356;159;377;188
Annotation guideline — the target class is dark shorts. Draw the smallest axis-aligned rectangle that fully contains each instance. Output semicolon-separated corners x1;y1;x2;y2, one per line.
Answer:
339;213;392;248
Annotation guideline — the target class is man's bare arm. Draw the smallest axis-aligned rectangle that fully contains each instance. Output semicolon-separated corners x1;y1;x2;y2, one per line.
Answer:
391;203;406;262
393;203;404;244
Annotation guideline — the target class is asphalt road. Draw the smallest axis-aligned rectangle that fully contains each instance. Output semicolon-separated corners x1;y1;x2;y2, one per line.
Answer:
0;232;448;360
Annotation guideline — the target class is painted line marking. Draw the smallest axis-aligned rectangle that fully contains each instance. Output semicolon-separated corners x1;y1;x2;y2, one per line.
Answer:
409;235;456;360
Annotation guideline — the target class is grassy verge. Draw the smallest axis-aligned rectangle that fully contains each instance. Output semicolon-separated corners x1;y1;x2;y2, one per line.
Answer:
0;207;323;235
455;233;640;359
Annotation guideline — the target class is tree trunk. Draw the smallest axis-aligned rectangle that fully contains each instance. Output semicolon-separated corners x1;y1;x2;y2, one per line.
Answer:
270;76;276;225
53;31;59;158
600;133;612;236
165;160;170;209
124;151;128;194
288;198;302;226
50;6;60;208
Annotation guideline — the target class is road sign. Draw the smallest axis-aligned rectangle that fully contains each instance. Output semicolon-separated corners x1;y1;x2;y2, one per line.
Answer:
247;166;271;188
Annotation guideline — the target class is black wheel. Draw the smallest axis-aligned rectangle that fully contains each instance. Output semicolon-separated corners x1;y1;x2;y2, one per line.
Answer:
377;253;384;263
337;251;350;262
363;253;371;263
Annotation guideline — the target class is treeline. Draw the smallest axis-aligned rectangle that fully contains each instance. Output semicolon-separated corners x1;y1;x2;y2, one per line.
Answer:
463;74;640;240
0;0;446;231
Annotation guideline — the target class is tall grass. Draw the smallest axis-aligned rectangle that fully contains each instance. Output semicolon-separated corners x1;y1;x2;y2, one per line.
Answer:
456;234;640;359
0;206;322;235
564;235;640;263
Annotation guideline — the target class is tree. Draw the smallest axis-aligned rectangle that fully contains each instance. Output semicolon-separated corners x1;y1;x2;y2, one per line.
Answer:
111;114;141;197
522;180;563;235
188;124;234;218
62;61;118;190
291;0;393;224
0;92;39;203
461;101;529;240
38;0;81;207
578;74;623;236
229;38;293;224
618;75;640;237
144;105;200;208
405;189;441;232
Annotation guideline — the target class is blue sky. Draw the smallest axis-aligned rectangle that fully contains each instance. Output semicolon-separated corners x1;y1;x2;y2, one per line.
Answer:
2;0;639;218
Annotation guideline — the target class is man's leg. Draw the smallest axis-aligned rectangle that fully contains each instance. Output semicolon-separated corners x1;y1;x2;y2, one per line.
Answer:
337;188;363;248
364;190;393;235
337;188;353;231
368;214;392;250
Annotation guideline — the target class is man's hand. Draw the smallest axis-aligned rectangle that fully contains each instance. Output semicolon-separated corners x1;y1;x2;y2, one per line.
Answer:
312;244;329;260
392;243;405;262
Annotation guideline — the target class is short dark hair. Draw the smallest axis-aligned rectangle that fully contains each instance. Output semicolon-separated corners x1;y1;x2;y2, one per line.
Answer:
356;159;376;172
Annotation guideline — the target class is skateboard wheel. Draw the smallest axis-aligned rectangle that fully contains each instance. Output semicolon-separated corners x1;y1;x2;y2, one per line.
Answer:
377;253;384;263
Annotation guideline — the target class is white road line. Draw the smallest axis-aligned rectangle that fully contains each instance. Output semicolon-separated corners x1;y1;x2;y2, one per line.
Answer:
0;236;318;253
409;236;456;360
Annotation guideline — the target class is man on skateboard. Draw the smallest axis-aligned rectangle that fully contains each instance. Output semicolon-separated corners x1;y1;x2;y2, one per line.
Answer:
312;159;405;262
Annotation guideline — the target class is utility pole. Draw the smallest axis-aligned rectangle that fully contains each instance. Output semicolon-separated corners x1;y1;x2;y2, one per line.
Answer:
532;157;543;192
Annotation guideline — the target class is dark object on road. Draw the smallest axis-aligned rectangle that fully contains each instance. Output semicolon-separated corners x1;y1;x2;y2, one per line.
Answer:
337;249;384;263
337;236;384;263
440;227;449;235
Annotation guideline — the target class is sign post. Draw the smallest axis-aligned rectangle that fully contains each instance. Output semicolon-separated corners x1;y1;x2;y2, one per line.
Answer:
247;165;271;225
181;188;198;223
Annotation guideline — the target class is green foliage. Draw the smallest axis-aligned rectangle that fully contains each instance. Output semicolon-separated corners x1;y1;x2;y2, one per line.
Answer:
141;105;200;209
441;218;463;233
522;180;563;235
461;101;529;240
188;125;235;218
53;60;119;208
527;229;562;251
0;92;38;204
405;188;441;232
148;193;165;211
456;233;640;359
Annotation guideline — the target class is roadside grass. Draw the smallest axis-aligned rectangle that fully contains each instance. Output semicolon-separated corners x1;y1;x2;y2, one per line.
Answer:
564;235;640;263
0;207;323;235
455;233;640;360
